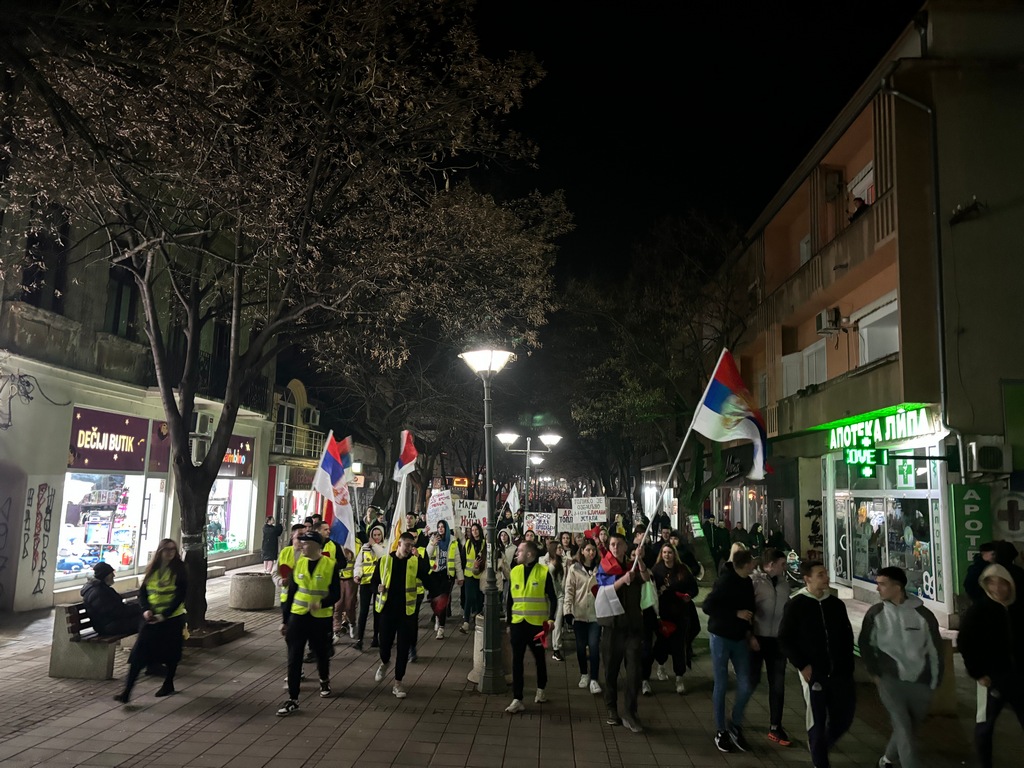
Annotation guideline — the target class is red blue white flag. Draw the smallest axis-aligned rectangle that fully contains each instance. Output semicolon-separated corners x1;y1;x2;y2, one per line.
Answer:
691;349;768;481
393;430;418;481
312;431;356;550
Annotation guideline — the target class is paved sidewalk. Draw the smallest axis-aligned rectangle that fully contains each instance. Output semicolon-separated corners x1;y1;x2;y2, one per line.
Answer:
0;566;1021;767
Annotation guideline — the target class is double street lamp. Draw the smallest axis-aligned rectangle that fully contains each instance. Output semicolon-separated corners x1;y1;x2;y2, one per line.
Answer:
458;347;515;694
496;432;561;514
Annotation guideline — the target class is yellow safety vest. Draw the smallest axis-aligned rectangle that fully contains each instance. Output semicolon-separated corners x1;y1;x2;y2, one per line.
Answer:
145;567;185;618
358;547;377;586
341;556;354;580
278;545;296;603
290;556;335;618
375;555;419;615
510;563;549;626
430;540;460;578
466;540;483;580
323;540;337;559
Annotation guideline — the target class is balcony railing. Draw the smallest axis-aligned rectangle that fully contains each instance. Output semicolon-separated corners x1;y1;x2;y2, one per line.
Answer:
158;350;271;414
272;424;326;459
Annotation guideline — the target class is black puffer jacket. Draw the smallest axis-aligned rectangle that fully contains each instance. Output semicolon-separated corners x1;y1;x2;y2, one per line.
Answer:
80;578;143;636
779;588;854;683
959;563;1024;702
702;562;755;640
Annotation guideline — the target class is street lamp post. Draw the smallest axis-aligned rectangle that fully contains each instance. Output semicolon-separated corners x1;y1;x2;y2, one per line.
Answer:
459;348;515;695
496;432;561;516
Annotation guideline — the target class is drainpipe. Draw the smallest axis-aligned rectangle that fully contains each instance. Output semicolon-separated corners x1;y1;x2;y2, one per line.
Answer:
880;76;968;477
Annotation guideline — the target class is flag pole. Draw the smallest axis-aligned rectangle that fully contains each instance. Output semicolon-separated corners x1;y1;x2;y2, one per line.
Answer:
633;347;729;569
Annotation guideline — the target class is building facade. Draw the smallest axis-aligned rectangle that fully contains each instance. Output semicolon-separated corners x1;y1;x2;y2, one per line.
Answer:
723;1;1024;627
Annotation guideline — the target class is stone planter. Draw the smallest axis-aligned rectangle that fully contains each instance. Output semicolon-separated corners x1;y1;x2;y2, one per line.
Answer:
228;572;276;610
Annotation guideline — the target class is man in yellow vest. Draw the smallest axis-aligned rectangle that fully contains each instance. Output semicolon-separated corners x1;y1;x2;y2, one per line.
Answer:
372;531;432;699
505;539;558;714
277;531;344;716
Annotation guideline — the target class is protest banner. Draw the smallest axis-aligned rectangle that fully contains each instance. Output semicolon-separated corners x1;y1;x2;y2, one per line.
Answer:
454;498;487;531
557;507;576;533
426;489;454;532
524;512;556;538
571;496;608;530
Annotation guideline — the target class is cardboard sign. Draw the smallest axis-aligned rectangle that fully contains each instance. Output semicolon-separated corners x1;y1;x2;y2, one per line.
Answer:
524;512;555;537
427;489;454;532
557;508;576;532
454;498;487;531
571;497;608;530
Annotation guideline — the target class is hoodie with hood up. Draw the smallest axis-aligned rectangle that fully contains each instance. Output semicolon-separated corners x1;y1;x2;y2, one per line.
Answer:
354;524;387;582
858;593;943;687
959;563;1024;701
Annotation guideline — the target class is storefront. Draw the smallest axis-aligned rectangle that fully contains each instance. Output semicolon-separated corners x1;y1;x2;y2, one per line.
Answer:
206;435;256;558
56;408;172;587
819;405;952;619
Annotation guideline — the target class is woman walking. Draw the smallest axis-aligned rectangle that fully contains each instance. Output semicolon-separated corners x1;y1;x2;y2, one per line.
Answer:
460;523;486;634
648;543;699;694
115;539;187;703
426;519;463;639
540;541;567;662
353;524;386;651
261;516;284;573
564;539;602;695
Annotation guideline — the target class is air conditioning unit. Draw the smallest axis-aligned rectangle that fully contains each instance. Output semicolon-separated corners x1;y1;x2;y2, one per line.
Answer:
190;437;210;466
189;412;214;437
816;307;841;335
967;436;1012;473
303;407;321;426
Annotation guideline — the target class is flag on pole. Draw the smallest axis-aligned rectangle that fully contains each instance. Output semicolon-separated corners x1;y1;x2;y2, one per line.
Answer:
393;430;418;481
506;483;520;516
312;432;357;550
385;474;410;553
691;349;768;480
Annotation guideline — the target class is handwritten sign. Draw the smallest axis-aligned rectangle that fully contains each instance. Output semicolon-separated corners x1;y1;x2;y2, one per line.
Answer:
454;498;487;531
427;490;454;532
525;512;555;537
557;508;576;532
571;497;608;530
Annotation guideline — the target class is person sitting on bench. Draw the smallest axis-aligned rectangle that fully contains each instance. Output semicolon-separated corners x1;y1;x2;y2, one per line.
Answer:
81;562;143;635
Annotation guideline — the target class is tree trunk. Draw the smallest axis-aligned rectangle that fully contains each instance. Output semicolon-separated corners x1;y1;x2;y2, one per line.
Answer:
173;458;217;627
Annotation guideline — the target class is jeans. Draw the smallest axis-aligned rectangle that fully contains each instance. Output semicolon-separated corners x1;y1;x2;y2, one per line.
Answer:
602;628;643;718
463;578;483;623
709;633;754;732
573;620;601;679
750;635;788;727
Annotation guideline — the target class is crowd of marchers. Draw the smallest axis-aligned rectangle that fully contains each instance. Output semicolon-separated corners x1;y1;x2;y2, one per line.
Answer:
77;509;1024;768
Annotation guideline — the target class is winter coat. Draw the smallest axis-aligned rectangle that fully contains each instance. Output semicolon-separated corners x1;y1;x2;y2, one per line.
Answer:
651;561;699;626
778;587;855;683
260;522;284;560
80;578;143;636
964;543;1024;604
959;563;1024;702
751;567;791;638
702;562;755;641
564;560;599;622
858;594;943;687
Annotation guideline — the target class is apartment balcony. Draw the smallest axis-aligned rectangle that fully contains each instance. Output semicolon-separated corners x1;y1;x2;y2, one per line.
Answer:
774;352;902;437
159;350;272;415
753;188;898;337
271;424;326;460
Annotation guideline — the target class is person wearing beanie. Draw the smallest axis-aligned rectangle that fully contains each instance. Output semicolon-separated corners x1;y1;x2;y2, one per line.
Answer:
859;566;943;768
81;562;144;636
959;563;1024;768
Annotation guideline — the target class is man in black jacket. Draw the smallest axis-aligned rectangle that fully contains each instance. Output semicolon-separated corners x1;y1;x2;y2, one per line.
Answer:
80;562;143;635
959;563;1024;768
702;549;757;753
963;540;1024;604
778;561;855;768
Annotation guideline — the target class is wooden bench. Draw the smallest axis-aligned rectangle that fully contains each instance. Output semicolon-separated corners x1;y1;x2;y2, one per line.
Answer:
48;590;140;680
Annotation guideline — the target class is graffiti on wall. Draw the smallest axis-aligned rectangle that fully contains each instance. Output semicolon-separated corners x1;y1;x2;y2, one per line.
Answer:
0;494;11;603
31;484;55;595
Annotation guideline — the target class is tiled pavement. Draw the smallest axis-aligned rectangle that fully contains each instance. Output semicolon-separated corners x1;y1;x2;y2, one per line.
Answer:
1;567;1022;768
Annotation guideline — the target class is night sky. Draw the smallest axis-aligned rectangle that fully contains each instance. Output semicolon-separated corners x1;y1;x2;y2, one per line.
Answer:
476;0;925;281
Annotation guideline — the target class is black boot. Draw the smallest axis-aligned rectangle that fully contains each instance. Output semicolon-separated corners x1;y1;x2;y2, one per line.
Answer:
116;661;143;703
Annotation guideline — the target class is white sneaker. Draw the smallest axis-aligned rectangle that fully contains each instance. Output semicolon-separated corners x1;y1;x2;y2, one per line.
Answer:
655;664;668;682
578;674;590;689
436;627;444;640
505;698;526;714
349;625;355;639
392;682;407;699
675;676;686;694
374;663;388;682
460;622;470;634
878;759;894;768
589;679;603;695
534;688;548;703
641;680;652;696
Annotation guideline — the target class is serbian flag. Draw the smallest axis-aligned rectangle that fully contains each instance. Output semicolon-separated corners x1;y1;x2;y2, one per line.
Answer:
312;432;356;550
691;349;768;481
393;430;418;481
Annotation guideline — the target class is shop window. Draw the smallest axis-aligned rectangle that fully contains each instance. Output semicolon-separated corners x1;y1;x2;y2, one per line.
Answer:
858;301;899;365
207;477;253;555
57;474;146;583
852;497;886;583
886;498;932;597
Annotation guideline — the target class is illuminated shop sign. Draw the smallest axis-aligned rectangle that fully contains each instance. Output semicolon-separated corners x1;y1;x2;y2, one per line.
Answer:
828;407;934;451
845;447;889;477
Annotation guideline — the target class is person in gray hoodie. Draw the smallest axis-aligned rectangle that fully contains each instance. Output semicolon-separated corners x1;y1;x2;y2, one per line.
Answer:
750;548;793;747
858;566;943;768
